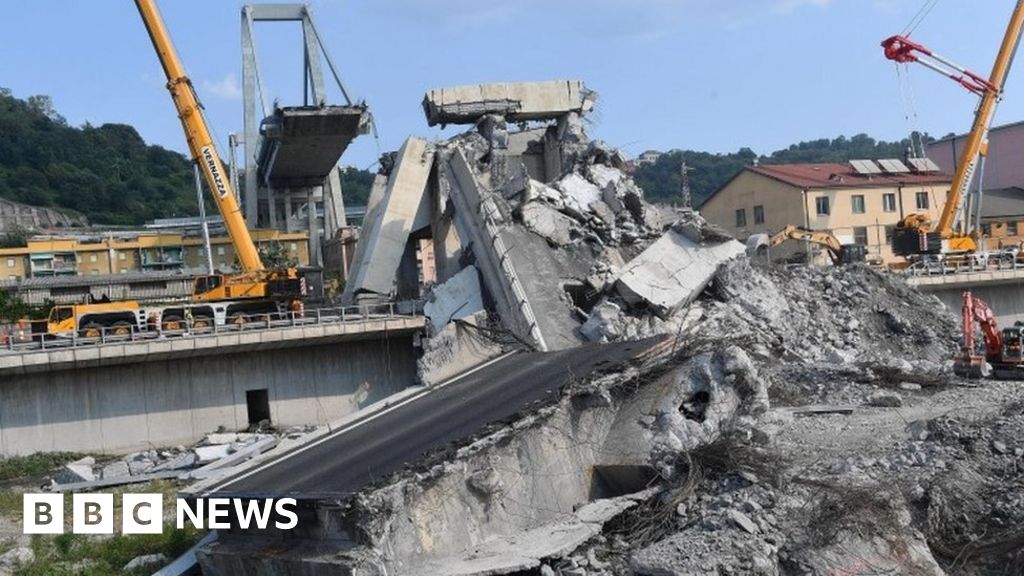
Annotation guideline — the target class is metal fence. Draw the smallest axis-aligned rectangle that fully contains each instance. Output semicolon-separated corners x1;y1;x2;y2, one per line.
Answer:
903;249;1024;276
1;303;420;354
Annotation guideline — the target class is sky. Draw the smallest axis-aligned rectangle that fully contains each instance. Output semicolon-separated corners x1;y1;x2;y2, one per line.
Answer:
0;0;1021;170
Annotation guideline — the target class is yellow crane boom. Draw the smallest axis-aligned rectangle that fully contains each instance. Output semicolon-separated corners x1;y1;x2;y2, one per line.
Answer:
882;1;1024;254
938;3;1024;238
134;0;263;272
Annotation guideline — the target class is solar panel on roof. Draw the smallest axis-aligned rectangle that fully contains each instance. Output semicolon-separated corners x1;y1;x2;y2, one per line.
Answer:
877;158;910;173
907;157;942;173
849;159;881;175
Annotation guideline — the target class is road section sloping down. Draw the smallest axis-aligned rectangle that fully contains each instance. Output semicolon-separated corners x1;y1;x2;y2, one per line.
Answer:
207;338;663;499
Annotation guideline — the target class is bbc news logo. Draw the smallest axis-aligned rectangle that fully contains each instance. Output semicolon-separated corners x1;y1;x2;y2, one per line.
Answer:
23;494;298;534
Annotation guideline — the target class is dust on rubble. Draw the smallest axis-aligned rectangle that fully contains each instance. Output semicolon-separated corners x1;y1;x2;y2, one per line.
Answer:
276;81;1022;575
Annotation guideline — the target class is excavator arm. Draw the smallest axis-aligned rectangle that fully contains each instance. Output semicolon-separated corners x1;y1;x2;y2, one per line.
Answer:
134;0;263;273
768;225;850;265
962;290;1003;359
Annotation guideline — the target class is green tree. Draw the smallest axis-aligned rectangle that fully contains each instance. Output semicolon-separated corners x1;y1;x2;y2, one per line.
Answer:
634;133;936;206
339;166;374;207
0;88;194;225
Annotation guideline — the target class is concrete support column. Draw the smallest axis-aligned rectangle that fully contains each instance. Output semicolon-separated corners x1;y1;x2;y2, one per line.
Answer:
308;188;321;267
397;240;420;300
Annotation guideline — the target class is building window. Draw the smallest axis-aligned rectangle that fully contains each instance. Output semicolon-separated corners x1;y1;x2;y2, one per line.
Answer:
882;193;896;213
118;252;126;261
217;246;225;256
1010;222;1020;236
885;225;895;245
753;205;765;225
735;209;747;227
120;268;127;274
916;191;929;210
89;254;97;263
851;195;866;214
982;223;992;236
91;269;99;275
853;226;868;246
5;258;13;268
816;196;830;216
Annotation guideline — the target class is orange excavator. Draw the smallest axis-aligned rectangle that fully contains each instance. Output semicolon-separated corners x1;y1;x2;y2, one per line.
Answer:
955;290;1024;379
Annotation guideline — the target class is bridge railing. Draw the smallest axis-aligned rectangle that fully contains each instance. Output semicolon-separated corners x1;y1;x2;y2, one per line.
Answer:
1;302;421;354
903;250;1024;277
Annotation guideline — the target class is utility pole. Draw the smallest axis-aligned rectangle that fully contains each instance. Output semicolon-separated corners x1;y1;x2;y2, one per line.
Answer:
680;157;693;210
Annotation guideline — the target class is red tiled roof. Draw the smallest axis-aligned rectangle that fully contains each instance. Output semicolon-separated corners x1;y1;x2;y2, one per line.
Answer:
748;163;951;189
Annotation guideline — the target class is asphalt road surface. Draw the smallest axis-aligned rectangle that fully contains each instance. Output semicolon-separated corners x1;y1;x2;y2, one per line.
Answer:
211;338;661;499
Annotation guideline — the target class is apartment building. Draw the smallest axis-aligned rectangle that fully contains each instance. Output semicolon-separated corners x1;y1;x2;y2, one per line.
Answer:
0;229;309;281
700;162;952;264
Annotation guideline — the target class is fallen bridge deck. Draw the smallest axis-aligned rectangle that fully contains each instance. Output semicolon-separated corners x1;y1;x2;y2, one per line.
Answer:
203;337;665;500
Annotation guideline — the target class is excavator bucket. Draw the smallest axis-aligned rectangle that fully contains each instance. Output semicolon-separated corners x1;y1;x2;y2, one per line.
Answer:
953;354;990;379
745;234;770;257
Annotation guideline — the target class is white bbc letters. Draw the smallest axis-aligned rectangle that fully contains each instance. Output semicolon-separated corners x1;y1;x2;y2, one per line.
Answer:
123;493;163;534
23;494;64;534
73;493;114;534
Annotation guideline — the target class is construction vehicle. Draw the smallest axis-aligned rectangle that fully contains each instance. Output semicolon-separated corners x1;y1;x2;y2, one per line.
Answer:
28;1;306;339
746;225;866;265
954;290;1024;379
47;300;141;338
135;0;304;325
881;2;1024;258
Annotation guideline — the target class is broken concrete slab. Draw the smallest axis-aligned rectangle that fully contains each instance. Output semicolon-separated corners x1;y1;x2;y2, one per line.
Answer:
412;489;654;576
128;458;155;476
580;301;623;342
417;312;505;387
50;470;181;492
101;461;130;480
343;137;434;300
424;266;486;334
520;202;578;246
195;445;232;464
556;173;602;216
524;180;565;208
152;451;198;472
615;230;745;319
423;80;596;126
56;458;95;484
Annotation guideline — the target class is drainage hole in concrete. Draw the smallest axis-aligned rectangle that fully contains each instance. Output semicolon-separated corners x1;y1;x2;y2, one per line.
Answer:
589;465;659;500
680;390;710;422
563;282;600;313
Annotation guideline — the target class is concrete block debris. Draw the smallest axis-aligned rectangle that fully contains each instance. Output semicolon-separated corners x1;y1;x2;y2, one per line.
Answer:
423;80;596;126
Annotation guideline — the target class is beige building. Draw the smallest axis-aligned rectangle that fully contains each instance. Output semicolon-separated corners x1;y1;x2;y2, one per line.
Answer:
0;229;309;281
701;163;952;264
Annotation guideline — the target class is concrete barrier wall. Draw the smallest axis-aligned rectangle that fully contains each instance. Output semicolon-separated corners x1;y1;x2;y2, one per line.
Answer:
922;283;1024;326
0;336;417;455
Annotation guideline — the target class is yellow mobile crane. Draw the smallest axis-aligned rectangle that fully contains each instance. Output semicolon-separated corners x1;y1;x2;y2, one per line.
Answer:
135;0;303;324
881;1;1024;258
31;0;304;339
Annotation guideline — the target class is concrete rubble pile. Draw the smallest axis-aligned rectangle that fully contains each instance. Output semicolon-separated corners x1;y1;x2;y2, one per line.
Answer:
47;428;306;490
288;250;976;575
344;80;746;386
225;80;1017;575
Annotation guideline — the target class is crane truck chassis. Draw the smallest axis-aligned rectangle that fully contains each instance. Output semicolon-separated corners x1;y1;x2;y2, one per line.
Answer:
15;1;312;341
41;293;304;339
